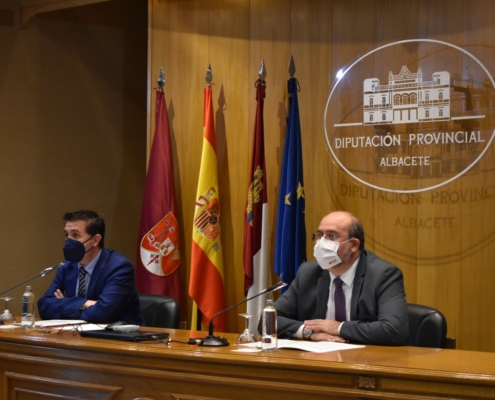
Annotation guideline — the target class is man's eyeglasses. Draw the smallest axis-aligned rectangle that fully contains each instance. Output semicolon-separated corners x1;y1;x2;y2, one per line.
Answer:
312;232;345;241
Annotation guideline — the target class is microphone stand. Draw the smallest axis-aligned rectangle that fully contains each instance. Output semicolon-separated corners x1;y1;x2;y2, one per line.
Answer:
0;262;64;297
200;281;287;347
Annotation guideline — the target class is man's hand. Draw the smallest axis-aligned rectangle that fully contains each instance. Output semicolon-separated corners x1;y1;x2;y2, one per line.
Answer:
304;319;342;336
81;300;97;309
310;332;347;342
53;289;96;310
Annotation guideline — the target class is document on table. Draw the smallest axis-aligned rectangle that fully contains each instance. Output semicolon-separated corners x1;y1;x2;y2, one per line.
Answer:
236;339;364;353
277;339;364;353
36;320;113;332
34;320;87;328
6;320;106;332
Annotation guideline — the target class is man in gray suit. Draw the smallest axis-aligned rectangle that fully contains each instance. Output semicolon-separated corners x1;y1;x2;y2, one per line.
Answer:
274;211;409;345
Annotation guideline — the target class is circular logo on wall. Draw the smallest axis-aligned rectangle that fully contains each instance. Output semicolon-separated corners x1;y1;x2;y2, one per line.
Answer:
324;39;495;193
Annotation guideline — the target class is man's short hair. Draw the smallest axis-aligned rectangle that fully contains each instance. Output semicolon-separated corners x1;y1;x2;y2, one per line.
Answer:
348;215;365;251
63;210;105;248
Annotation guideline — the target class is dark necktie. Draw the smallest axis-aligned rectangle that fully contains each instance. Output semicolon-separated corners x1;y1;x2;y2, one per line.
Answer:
78;267;87;298
334;277;346;322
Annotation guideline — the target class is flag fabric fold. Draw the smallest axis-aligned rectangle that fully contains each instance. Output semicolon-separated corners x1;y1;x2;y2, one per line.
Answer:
136;89;181;303
274;77;307;292
244;79;270;334
189;85;226;332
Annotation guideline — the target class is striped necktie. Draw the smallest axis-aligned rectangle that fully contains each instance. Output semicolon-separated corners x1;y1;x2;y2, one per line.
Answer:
78;267;87;298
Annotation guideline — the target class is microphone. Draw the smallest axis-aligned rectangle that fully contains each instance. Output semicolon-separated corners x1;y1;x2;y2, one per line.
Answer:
0;262;64;297
200;281;288;347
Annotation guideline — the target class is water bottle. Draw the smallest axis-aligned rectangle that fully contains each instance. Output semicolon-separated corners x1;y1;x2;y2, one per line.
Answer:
261;299;277;352
21;286;35;330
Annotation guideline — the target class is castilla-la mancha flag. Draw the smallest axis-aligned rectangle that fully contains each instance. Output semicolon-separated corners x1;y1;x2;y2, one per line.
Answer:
136;89;180;303
244;78;269;335
189;85;226;332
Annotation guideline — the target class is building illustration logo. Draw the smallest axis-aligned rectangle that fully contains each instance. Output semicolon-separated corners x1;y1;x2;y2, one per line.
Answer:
363;66;453;125
324;39;495;194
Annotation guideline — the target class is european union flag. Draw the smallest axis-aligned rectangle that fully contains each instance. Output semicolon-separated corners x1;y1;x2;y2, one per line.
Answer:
274;77;306;292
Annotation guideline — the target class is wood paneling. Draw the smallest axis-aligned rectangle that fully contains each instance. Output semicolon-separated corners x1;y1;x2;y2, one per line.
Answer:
5;371;123;400
0;1;147;318
149;0;495;352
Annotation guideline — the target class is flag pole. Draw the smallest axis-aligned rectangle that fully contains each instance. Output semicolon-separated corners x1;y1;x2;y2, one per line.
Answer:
191;63;214;331
157;67;165;90
259;59;266;81
243;59;270;336
136;65;181;304
190;63;227;333
273;55;307;293
205;64;212;86
288;56;297;110
288;55;296;78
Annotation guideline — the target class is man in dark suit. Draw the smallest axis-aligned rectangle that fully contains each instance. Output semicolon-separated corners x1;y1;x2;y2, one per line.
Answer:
38;210;143;325
274;211;408;345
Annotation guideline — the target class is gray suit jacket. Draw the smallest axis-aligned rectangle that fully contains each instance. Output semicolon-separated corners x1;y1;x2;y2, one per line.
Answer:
273;250;409;345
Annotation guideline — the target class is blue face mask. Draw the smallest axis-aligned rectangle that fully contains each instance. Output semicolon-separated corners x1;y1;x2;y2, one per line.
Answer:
63;236;94;262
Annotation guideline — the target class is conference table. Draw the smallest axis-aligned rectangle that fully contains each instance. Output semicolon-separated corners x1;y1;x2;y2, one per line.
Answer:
0;326;494;400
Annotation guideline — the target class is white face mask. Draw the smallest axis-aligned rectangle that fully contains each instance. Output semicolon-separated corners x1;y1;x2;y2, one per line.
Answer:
314;238;352;269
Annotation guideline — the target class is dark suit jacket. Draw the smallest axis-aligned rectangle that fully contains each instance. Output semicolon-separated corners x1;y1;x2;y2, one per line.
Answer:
273;250;409;345
38;248;143;325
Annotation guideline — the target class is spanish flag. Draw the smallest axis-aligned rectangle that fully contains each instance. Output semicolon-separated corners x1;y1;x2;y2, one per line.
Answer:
189;84;226;332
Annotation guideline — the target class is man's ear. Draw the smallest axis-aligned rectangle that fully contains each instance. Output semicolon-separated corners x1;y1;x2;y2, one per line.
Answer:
351;238;360;252
92;234;102;248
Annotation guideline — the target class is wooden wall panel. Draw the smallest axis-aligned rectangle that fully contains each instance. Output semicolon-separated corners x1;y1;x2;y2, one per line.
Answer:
208;0;251;321
149;0;495;352
328;0;377;267
455;0;495;352
416;0;464;348
290;0;333;252
0;1;147;317
248;0;291;307
371;1;420;307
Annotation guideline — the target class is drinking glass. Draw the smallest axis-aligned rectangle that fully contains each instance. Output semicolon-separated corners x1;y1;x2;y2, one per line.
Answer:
0;297;15;326
236;313;257;345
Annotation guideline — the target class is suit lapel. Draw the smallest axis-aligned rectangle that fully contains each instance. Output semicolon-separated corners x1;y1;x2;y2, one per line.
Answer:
66;263;79;297
87;249;107;299
350;251;367;319
315;271;330;318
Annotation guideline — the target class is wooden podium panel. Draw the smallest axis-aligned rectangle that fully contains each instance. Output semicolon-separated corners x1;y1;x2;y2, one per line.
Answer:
5;371;123;400
0;327;494;400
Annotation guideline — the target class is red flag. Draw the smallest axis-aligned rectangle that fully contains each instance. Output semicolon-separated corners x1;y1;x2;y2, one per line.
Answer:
136;89;180;303
244;79;269;332
189;85;226;332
